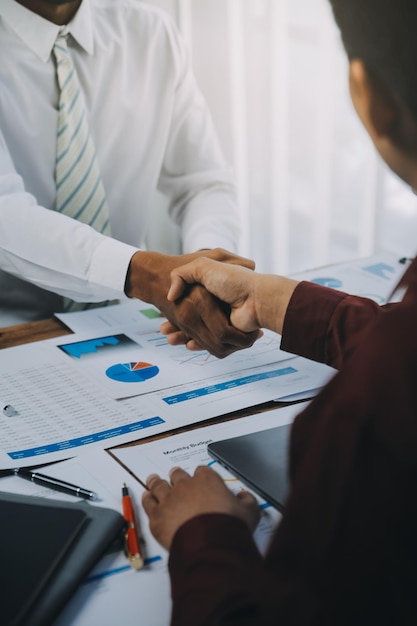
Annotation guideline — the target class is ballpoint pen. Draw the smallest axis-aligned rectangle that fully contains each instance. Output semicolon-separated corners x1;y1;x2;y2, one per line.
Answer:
14;468;97;500
122;483;144;570
2;404;19;417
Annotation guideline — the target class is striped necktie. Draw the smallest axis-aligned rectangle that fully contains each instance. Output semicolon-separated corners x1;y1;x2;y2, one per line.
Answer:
53;34;113;311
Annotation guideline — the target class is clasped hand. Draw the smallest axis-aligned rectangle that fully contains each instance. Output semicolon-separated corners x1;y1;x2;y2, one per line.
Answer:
126;248;262;358
161;257;299;348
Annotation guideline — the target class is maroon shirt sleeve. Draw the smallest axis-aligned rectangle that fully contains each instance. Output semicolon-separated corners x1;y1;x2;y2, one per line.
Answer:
281;281;386;369
167;262;417;626
169;514;264;625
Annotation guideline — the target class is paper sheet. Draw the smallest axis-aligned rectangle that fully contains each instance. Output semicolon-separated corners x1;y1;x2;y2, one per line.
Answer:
0;335;332;468
55;298;165;334
51;326;299;400
111;404;304;485
0;340;166;467
290;251;406;303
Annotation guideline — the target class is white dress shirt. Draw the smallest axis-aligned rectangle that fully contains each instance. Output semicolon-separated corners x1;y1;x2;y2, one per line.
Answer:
0;0;238;324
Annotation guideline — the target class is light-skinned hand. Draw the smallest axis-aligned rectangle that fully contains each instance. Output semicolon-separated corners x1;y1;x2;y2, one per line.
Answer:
164;257;299;340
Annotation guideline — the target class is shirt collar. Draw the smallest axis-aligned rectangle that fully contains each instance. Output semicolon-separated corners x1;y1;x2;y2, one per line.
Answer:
0;0;94;62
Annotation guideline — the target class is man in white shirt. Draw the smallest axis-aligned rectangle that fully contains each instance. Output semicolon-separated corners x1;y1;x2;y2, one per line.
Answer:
0;0;258;357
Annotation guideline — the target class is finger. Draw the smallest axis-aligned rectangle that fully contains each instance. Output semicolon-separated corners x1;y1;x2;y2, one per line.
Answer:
141;489;158;514
146;473;171;500
169;466;191;485
190;323;261;358
160;318;205;347
168;259;212;302
184;332;260;356
186;328;259;358
193;465;233;493
193;465;223;483
191;292;258;349
236;489;259;509
167;273;190;302
184;338;205;351
146;473;161;489
164;284;261;358
236;490;261;529
210;327;261;351
166;330;191;346
178;291;260;356
227;257;255;271
207;249;255;271
159;320;179;335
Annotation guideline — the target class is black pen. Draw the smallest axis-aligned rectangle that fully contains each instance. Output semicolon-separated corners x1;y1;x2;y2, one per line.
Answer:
2;404;19;417
14;468;97;500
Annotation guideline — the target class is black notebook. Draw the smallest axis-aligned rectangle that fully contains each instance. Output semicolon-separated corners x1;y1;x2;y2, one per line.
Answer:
0;491;125;626
208;423;292;511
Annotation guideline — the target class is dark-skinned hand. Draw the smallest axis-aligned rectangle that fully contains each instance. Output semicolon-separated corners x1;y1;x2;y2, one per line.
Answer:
142;466;260;551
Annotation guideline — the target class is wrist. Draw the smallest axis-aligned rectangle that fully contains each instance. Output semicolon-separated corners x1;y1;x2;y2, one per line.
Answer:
255;275;299;333
125;250;168;305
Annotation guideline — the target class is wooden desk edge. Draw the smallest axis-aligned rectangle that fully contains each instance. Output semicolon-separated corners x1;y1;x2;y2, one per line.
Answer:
0;317;72;349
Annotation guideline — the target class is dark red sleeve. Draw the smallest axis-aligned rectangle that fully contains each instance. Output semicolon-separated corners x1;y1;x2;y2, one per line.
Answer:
281;281;385;369
167;262;417;625
168;513;265;626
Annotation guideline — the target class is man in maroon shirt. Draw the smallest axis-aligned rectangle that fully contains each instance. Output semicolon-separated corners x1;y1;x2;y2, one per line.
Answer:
142;1;417;623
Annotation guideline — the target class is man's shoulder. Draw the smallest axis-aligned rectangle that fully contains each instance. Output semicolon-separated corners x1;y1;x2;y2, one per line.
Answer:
91;0;180;48
92;0;174;26
91;0;182;58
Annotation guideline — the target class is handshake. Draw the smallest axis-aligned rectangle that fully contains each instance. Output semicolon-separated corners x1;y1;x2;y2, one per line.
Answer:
126;247;299;359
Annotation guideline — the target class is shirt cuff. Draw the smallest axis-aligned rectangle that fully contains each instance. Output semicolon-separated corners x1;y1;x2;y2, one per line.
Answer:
88;236;139;298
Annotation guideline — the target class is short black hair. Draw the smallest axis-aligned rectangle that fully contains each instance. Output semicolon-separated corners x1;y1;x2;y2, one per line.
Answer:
328;0;417;122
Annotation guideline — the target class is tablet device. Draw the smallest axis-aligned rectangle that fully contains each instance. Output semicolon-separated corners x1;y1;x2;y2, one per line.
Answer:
1;499;88;626
0;491;125;626
208;423;292;511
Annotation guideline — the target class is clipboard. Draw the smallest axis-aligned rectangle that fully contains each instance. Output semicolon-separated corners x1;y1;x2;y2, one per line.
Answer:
0;491;125;626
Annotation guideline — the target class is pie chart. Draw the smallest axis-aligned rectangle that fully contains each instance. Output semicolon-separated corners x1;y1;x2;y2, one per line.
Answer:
311;277;342;289
106;361;159;383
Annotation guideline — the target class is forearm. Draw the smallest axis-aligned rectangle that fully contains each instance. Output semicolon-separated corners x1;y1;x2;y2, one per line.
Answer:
0;138;137;302
0;188;135;302
281;281;385;368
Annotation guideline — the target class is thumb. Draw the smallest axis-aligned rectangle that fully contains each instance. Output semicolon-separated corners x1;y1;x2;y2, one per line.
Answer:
167;259;211;301
167;273;189;301
236;489;261;531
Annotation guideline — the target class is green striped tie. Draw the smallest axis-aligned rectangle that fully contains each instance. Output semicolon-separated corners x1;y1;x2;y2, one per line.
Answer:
54;34;113;311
